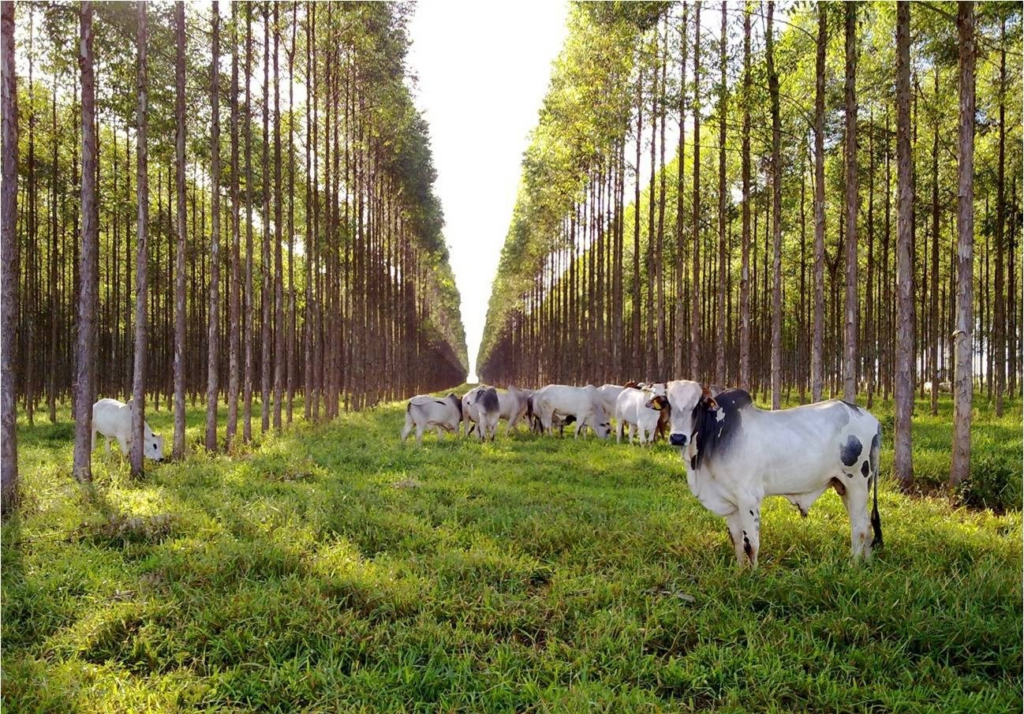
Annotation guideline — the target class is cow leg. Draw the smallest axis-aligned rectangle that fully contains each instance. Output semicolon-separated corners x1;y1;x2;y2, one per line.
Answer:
627;424;634;445
573;418;585;440
616;421;623;444
117;435;129;457
726;503;761;568
435;426;444;440
401;414;414;442
415;423;426;446
840;481;873;561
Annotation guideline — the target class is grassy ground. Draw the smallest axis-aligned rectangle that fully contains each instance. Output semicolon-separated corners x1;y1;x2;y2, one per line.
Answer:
2;391;1021;712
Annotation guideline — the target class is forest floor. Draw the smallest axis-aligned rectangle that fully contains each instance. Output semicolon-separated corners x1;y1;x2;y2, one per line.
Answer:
3;391;1021;712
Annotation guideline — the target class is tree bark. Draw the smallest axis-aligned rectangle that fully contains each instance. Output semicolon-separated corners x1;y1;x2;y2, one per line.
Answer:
1;0;19;514
843;3;858;402
811;4;826;403
674;2;688;379
205;1;221;452
739;1;751;392
73;1;97;483
715;0;727;386
173;1;187;460
894;2;915;489
690;0;701;381
130;0;149;477
261;2;272;433
994;20;1006;417
226;2;241;449
950;1;975;488
767;1;781;410
243;4;254;440
273;4;285;430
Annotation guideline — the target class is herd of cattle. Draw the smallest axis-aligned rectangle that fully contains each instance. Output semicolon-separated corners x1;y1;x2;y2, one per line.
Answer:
402;382;674;445
404;381;884;566
85;381;884;567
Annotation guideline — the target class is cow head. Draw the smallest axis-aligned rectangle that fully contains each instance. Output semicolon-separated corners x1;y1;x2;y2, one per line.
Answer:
145;431;165;461
645;394;669;411
666;380;705;450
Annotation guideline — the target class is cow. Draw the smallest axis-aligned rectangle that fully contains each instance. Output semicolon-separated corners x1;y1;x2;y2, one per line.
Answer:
401;393;463;445
462;387;484;438
666;381;882;567
467;386;501;441
594;381;640;421
532;384;611;439
527;391;575;435
91;398;165;461
497;386;530;435
614;384;668;446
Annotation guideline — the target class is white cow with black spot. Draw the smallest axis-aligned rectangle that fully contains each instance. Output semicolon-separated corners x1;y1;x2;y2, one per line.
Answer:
666;381;882;567
402;393;463;445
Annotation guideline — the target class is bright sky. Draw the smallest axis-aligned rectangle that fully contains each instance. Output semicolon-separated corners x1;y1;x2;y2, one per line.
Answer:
407;1;570;382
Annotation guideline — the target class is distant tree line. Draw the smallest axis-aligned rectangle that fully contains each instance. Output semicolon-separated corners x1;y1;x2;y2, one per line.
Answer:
478;2;1021;489
1;2;467;512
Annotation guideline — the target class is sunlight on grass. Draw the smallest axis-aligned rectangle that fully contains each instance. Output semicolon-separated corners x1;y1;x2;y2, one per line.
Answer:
2;393;1021;711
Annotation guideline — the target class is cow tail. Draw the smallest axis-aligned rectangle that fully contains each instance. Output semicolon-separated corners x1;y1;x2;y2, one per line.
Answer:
870;423;883;549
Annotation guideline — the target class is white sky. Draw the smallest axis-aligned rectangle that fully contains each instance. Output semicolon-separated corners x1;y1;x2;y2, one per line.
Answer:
407;0;570;382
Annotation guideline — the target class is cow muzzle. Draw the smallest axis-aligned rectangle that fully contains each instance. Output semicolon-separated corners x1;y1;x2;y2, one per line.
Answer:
669;433;688;447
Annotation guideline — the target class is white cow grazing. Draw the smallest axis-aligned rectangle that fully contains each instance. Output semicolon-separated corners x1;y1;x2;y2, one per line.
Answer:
466;386;501;441
532;384;610;439
614;384;668;446
497;387;530;435
402;393;463;445
91;398;165;461
666;381;882;567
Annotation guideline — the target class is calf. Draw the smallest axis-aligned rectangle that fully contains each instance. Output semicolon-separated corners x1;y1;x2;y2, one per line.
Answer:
402;393;463;445
532;384;610;439
614;384;668;446
666;381;882;566
91;398;165;461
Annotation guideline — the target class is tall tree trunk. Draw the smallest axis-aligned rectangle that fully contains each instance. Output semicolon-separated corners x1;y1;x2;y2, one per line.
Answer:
205;1;221;452
950;2;975;488
843;3;858;402
767;1;781;410
1;0;19;514
673;2;688;379
226;2;241;450
73;1;97;483
929;69;940;416
811;4;826;403
715;0;727;386
243;4;254;440
739;1;751;392
273;4;285;430
994;20;1006;417
690;0;701;380
894;2;915;489
130;1;149;477
173;1;187;460
656;16;668;377
632;63;643;376
261;2;271;433
286;3;297;423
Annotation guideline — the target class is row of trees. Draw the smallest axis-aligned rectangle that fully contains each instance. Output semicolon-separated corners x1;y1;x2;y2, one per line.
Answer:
478;2;1021;489
1;2;467;513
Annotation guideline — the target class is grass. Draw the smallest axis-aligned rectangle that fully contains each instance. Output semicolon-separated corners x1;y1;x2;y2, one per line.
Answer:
2;390;1021;712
